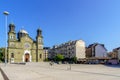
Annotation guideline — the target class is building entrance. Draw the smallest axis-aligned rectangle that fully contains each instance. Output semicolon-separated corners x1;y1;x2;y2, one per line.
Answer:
25;53;29;62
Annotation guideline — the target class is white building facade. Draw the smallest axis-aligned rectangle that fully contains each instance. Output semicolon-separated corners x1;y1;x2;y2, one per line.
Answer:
95;44;107;57
88;43;107;58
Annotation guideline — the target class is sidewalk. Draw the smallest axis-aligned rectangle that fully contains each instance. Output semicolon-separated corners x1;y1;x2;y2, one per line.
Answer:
0;63;9;80
0;69;4;80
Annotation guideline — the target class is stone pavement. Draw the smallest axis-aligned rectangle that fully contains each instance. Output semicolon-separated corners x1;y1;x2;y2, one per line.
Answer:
0;62;120;80
0;64;5;80
0;71;4;80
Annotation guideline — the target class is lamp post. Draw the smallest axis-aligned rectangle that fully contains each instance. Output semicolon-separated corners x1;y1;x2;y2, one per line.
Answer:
3;11;9;66
69;52;71;70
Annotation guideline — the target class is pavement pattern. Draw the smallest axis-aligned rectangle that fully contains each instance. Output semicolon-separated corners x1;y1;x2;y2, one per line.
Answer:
0;62;120;80
0;70;4;80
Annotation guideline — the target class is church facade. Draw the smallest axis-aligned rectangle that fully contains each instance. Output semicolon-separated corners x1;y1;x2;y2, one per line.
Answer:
7;23;44;63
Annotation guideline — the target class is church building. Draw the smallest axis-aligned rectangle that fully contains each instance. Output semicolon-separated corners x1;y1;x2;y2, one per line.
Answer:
7;23;44;63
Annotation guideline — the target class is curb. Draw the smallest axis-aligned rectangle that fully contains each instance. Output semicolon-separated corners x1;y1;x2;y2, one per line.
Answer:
0;68;9;80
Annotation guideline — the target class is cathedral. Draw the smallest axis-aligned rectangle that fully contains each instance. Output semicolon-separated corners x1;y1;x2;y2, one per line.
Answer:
7;23;44;63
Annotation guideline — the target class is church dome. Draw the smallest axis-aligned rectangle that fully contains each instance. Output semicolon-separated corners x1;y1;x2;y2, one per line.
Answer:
19;29;28;34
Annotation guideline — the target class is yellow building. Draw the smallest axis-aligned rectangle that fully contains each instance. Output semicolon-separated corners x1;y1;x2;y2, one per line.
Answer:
7;23;44;63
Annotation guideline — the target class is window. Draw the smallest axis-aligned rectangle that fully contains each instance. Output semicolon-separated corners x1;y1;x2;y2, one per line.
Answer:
10;35;14;39
11;53;14;58
39;54;42;58
38;39;42;43
24;43;30;48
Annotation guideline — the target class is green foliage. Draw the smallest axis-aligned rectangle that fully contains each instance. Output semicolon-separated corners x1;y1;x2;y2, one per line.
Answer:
0;48;5;62
54;54;64;61
71;57;77;63
44;58;49;62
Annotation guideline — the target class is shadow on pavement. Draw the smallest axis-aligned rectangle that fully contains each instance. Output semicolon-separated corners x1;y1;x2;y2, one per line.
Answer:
104;64;120;68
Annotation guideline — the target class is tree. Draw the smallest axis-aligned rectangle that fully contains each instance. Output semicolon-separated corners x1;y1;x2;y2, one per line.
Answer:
0;48;5;62
44;58;49;62
71;57;77;63
54;54;64;62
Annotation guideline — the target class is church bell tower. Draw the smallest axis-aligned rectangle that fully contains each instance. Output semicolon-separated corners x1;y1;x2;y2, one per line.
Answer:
8;23;16;41
36;28;43;62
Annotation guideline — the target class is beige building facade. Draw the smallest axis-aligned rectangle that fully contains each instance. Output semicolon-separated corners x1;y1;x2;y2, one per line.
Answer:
7;23;44;63
49;40;86;59
112;47;120;62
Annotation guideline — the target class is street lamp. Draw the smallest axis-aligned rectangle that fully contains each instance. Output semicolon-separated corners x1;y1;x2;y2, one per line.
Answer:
69;52;71;70
3;11;9;66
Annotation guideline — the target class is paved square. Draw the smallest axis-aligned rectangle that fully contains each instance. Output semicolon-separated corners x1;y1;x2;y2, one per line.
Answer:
0;62;120;80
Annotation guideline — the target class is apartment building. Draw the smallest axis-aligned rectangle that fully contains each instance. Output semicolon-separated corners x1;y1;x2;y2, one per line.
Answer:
86;43;107;58
112;47;120;62
49;40;86;59
43;47;50;60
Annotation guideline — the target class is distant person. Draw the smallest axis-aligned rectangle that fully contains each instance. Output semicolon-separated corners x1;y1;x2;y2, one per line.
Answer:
49;61;54;66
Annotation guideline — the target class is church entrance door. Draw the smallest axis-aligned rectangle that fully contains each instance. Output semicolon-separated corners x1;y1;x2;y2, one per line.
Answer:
25;53;29;62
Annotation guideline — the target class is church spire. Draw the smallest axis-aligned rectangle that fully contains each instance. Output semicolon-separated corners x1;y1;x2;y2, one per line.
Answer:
37;28;42;36
9;23;15;32
8;23;16;41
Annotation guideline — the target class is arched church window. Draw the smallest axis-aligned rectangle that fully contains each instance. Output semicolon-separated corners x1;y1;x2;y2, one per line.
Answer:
24;43;30;48
38;39;42;43
39;54;42;58
10;35;14;39
11;53;14;58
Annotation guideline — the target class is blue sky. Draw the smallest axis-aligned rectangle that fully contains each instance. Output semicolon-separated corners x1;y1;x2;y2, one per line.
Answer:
0;0;120;51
